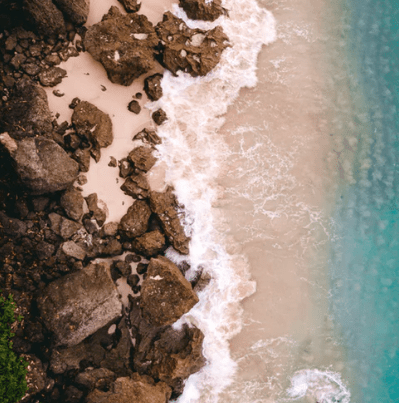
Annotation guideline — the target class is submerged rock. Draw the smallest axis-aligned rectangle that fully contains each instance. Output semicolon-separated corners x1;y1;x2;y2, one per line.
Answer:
84;7;158;86
140;256;199;326
86;374;171;403
0;134;79;195
179;0;227;21
38;262;122;346
53;0;90;25
144;73;163;101
156;11;229;77
149;187;190;255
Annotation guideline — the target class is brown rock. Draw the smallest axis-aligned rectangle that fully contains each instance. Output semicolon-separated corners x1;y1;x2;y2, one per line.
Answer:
73;148;91;172
120;173;149;199
60;188;84;221
38;66;67;87
156;11;229;76
86;374;171;403
152;108;167;126
128;146;157;172
140;256;199;326
132;128;162;145
22;354;47;397
83;7;158;86
144;73;163;101
117;0;141;13
119;200;151;238
179;0;227;21
52;0;90;25
149;187;190;254
132;230;165;257
127;100;141;114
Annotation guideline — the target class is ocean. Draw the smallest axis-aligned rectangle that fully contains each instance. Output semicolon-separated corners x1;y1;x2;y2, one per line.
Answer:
46;0;398;402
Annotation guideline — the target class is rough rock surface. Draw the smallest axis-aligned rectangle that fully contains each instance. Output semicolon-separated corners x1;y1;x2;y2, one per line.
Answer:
0;79;53;139
132;230;166;257
128;146;157;172
53;0;90;25
140;256;199;326
179;0;227;21
22;354;47;396
0;134;79;194
119;200;151;238
144;73;163;101
72;100;113;151
117;0;141;13
84;7;158;86
156;11;229;76
48;212;83;239
86;374;171;403
38;66;67;87
38;262;122;346
120;172;150;199
60;188;84;221
75;368;116;391
133;128;162;145
23;0;66;37
152;108;167;126
149;187;190;254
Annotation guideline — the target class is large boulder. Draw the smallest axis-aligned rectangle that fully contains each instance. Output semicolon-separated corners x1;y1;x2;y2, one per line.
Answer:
141;256;199;326
132;230;166;257
53;0;90;25
23;0;66;37
72;101;113;150
86;374;171;403
149;187;190;255
0;133;79;195
0;79;53;139
118;200;151;238
83;7;158;86
156;11;229;77
179;0;227;21
38;262;122;346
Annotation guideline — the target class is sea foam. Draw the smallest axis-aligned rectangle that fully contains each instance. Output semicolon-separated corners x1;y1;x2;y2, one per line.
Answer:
145;0;276;402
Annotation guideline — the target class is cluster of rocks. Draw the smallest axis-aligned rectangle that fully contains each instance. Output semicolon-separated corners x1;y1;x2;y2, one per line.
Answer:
0;1;228;402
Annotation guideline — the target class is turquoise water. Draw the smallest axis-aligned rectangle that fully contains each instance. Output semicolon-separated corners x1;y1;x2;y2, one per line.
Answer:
330;0;399;401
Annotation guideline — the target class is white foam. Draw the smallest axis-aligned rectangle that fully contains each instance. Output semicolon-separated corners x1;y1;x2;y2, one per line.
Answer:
145;1;276;402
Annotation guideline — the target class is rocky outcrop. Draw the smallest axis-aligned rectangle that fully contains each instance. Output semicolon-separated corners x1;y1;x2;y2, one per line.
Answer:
86;374;171;403
0;133;79;194
117;0;141;13
119;200;151;238
0;79;53;139
144;73;163;101
72;101;113;161
179;0;227;21
156;11;229;76
132;230;166;257
23;0;66;37
149;187;190;255
140;256;199;326
53;0;90;25
38;262;122;346
83;7;158;86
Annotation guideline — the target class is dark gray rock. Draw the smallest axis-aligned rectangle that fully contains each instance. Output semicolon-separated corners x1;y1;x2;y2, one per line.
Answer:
53;0;90;25
0;211;27;239
48;212;83;239
0;134;79;195
156;11;229;76
60;188;84;221
118;200;151;238
83;7;158;86
38;262;122;346
38;67;67;87
132;230;165;257
140;256;199;326
179;0;227;21
128;146;157;172
144;73;163;101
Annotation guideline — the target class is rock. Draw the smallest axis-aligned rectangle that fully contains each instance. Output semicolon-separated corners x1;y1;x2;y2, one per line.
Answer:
53;0;90;25
108;156;117;167
144;73;163;101
118;158;133;178
149;187;190;254
117;0;141;13
23;0;66;37
152;108;167;126
133;128;162;145
156;11;229;76
102;221;119;237
60;188;84;221
0;79;53;139
136;262;147;275
120;173;149;199
86;374;171;403
38;66;67;87
64;386;83;403
83;7;159;86
132;230;165;257
38;262;122;346
72;101;113;151
128;146;157;172
22;62;42;76
140;256;199;326
22;354;47;396
85;193;107;226
48;212;83;239
73;148;91;172
127;100;141;114
0;134;79;195
61;240;86;260
127;274;139;288
35;241;56;260
75;368;116;391
125;253;141;263
179;0;227;21
102;239;123;256
118;200;151;238
114;261;131;277
0;211;27;239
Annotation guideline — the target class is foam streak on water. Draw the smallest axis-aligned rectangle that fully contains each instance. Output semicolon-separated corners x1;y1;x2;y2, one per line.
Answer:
144;1;276;401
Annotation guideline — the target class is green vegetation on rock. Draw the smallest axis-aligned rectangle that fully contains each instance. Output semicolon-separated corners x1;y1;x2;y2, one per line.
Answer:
0;292;28;403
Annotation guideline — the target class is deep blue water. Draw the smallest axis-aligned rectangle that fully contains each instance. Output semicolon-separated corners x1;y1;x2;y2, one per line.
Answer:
329;0;399;401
